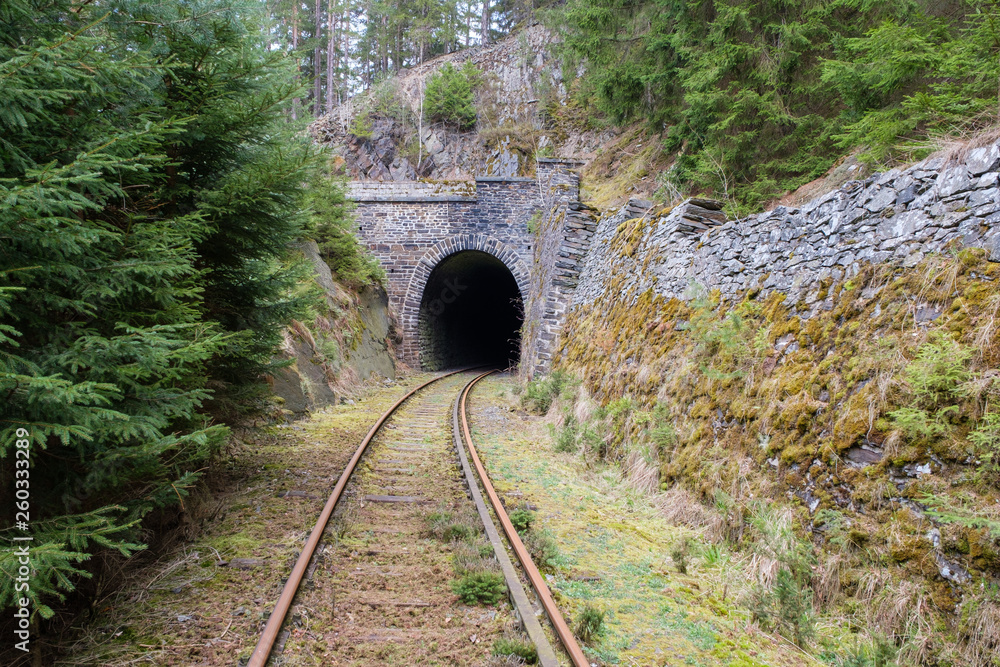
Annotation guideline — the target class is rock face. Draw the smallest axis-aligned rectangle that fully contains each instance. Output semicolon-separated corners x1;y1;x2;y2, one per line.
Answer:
268;241;396;416
574;141;1000;313
310;25;607;182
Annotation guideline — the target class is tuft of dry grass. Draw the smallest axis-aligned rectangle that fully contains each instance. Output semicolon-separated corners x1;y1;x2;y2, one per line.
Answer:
653;485;714;529
959;595;1000;667
572;384;597;424
855;573;933;659
623;434;661;495
973;293;1000;362
330;497;362;541
813;553;844;611
451;539;500;576
933;125;1000;168
483;654;526;667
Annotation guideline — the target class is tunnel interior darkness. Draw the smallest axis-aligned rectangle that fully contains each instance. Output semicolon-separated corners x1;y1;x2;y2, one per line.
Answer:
418;250;523;370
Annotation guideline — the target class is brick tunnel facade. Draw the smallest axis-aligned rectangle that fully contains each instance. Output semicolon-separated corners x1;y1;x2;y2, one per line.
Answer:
349;158;595;375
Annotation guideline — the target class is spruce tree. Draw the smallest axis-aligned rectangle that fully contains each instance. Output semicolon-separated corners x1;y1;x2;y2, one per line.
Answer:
109;0;321;418
0;0;320;622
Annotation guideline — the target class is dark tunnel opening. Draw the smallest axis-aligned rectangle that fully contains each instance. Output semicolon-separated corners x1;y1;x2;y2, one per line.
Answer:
418;250;523;370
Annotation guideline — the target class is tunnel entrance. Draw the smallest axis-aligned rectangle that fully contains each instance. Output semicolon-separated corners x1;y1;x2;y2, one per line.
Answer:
418;250;523;370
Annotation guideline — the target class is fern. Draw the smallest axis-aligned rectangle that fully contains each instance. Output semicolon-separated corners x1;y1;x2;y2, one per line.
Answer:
920;494;1000;539
969;412;1000;484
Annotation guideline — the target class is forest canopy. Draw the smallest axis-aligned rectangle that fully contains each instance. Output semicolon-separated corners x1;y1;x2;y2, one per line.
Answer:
552;0;1000;209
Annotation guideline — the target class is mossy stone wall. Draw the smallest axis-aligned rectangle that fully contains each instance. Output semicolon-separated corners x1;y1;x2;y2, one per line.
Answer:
575;142;1000;314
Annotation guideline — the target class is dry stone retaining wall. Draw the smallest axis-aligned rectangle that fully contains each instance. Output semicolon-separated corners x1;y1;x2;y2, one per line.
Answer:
574;142;1000;312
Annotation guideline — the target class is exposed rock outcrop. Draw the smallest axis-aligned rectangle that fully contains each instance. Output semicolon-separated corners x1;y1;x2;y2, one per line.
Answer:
268;240;396;416
310;25;612;183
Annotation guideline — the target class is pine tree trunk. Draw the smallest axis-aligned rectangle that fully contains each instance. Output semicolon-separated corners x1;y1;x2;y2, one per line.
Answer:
326;0;337;114
395;25;401;71
313;0;323;116
481;0;490;45
342;9;350;98
292;2;300;120
381;12;388;76
466;1;472;47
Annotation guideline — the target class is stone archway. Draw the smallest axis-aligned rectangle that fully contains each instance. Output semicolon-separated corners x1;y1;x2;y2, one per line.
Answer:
400;234;530;366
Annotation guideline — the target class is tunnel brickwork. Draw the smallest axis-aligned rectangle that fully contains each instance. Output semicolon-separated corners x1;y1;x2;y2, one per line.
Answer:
349;158;595;374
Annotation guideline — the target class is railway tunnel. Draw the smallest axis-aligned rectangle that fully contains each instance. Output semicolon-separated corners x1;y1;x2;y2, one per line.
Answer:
417;250;523;370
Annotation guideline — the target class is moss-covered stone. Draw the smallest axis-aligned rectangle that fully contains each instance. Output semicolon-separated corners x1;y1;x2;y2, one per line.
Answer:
553;242;1000;665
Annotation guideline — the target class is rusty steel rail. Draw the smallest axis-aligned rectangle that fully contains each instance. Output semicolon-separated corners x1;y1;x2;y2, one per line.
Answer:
458;371;591;667
247;369;467;667
450;371;560;667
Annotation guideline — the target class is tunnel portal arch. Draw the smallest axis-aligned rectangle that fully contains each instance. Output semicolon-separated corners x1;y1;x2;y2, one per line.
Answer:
401;235;530;368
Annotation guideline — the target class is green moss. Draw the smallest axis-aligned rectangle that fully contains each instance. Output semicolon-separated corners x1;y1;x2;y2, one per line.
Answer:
554;246;1000;664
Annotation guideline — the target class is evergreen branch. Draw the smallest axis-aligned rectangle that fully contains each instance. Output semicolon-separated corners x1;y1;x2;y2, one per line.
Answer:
0;12;113;82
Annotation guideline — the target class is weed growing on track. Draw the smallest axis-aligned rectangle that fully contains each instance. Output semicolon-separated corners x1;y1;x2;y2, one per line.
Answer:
452;571;507;605
426;505;508;605
524;529;561;572
492;636;538;663
509;508;535;533
451;540;497;575
485;653;530;667
330;499;361;542
426;507;477;542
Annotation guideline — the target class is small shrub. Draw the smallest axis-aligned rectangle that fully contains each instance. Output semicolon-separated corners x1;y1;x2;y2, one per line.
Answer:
525;529;561;571
829;635;899;667
527;211;543;234
521;371;569;414
368;76;409;120
650;418;677;449
307;173;384;288
509;508;535;534
748;505;817;647
755;567;816;647
888;334;972;444
578;421;605;457
554;415;578;453
681;282;752;379
901;333;971;404
575;604;605;643
347;112;373;138
452;571;507;605
492;637;538;663
424;61;479;130
888;405;956;440
970;412;1000;484
670;537;692;574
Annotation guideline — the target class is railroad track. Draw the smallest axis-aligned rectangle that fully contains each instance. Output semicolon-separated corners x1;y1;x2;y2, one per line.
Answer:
245;370;589;667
